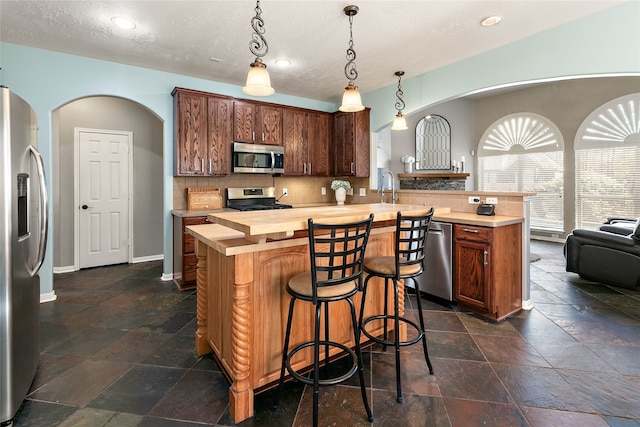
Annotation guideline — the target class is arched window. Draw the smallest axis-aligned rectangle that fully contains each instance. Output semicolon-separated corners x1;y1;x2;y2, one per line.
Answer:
575;93;640;229
478;113;564;232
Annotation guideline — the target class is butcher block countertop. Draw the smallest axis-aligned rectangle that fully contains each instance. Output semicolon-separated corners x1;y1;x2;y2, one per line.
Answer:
207;203;428;242
202;204;523;244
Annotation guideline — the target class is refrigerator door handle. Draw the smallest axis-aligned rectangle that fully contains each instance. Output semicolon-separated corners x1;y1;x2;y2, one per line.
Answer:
27;145;48;277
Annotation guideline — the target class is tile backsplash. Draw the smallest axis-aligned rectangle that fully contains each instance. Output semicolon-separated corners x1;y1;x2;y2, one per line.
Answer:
173;175;374;210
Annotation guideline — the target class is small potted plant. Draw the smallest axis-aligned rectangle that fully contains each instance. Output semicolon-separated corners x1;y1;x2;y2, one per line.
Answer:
331;180;351;205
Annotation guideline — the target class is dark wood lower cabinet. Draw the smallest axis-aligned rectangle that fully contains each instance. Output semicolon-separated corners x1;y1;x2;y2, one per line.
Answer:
454;223;522;321
173;215;209;291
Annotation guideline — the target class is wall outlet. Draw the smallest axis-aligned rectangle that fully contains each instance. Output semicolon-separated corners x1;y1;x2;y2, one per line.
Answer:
468;196;481;204
321;187;326;195
359;188;366;197
282;188;288;197
486;197;498;204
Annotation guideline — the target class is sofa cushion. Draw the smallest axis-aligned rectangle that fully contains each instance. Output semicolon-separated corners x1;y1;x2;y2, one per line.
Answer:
634;220;640;242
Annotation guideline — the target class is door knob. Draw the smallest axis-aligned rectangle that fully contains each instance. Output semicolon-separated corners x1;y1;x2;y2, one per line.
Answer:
81;204;89;210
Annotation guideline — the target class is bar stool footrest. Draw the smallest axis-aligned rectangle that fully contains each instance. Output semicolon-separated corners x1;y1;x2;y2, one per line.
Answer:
361;315;424;348
285;340;359;386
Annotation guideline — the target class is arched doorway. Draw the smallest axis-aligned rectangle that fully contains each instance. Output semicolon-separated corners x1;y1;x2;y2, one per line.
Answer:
52;96;163;272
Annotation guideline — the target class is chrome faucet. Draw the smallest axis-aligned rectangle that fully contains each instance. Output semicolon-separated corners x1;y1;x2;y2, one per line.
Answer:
380;171;397;204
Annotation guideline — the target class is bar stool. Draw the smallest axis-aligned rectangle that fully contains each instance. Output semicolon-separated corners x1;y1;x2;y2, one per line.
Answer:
358;208;435;403
277;214;374;427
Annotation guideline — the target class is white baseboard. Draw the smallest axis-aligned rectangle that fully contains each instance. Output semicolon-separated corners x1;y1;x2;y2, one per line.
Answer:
161;273;173;281
53;265;76;274
522;299;535;310
40;291;57;303
132;254;164;263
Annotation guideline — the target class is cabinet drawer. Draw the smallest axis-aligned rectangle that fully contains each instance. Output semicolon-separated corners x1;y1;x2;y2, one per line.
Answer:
184;233;195;254
183;254;198;283
454;224;491;243
183;216;209;227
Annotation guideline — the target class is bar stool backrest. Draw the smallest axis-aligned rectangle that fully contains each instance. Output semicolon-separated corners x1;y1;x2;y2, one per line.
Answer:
307;214;374;304
395;208;435;278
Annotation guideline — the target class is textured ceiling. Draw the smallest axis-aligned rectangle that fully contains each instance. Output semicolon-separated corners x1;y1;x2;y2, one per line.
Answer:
0;1;626;103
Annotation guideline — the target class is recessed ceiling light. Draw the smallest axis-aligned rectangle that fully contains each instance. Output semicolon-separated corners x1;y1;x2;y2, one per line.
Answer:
480;15;502;27
111;17;136;30
275;59;291;67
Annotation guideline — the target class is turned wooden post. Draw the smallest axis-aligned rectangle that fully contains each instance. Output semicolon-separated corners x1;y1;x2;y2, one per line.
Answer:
194;239;212;355
229;253;254;423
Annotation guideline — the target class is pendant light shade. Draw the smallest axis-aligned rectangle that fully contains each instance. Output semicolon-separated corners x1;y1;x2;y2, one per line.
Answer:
339;5;365;112
243;59;274;96
391;71;407;130
340;84;364;113
392;114;408;131
242;1;275;97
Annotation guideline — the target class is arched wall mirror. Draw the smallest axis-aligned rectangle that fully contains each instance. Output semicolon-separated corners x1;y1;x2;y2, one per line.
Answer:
415;114;451;170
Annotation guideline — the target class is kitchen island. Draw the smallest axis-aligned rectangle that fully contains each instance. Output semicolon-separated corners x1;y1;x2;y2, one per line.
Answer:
187;204;434;423
186;204;524;423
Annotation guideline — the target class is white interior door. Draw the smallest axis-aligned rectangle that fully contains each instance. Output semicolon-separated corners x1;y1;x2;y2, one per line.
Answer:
77;129;131;269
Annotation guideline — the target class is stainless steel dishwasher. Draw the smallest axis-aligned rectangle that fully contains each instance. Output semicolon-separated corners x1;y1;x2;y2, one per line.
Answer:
406;221;453;301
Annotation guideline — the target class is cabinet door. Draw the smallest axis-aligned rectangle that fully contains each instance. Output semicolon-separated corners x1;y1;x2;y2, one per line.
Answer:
233;101;256;143
307;112;331;176
207;96;233;175
333;109;369;177
454;239;492;312
259;105;283;145
333;112;355;176
175;91;207;175
353;108;370;177
283;109;307;176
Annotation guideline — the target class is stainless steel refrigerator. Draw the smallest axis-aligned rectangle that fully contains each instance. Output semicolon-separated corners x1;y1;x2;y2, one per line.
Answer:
1;87;48;424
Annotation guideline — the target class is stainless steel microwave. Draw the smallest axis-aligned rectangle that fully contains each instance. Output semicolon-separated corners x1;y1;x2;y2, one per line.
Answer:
233;142;284;174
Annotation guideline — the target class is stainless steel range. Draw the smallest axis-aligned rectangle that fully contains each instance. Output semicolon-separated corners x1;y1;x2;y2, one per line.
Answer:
226;187;292;211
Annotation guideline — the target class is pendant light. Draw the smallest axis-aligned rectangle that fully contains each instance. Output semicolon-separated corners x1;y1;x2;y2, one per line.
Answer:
242;0;275;97
391;71;407;130
339;5;365;112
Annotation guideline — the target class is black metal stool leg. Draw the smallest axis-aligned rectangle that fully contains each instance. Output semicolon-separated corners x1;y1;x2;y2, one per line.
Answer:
348;298;374;422
275;297;297;407
412;284;434;375
383;277;389;352
313;302;321;427
358;275;372;330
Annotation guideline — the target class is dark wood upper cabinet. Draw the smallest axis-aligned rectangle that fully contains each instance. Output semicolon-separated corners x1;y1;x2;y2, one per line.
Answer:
283;109;331;176
173;88;233;176
333;108;370;177
233;101;283;146
207;96;233;175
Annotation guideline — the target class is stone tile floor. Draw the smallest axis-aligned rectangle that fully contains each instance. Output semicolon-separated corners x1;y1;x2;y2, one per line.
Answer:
9;240;640;426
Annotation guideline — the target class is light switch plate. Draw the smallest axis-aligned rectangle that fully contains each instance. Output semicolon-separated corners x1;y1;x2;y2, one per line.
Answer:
359;188;366;196
321;187;326;195
486;197;498;204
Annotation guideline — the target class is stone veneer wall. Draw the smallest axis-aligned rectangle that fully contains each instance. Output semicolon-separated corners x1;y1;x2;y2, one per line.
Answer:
400;179;466;191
